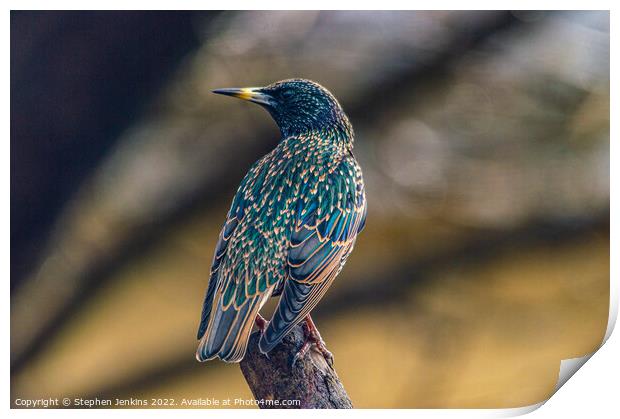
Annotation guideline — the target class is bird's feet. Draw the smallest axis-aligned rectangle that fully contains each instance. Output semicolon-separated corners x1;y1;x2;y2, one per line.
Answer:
291;315;334;368
254;313;271;359
254;313;268;333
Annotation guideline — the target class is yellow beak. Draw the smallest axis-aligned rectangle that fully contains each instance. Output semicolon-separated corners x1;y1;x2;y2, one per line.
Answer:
212;87;274;106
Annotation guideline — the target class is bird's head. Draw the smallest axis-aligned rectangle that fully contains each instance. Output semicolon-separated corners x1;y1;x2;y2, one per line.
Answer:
213;79;351;138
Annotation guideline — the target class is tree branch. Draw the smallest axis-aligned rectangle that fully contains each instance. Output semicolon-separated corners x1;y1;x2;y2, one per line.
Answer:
239;325;353;409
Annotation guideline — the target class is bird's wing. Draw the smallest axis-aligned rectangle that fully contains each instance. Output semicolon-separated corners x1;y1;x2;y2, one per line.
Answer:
196;214;239;341
258;160;367;353
196;157;281;362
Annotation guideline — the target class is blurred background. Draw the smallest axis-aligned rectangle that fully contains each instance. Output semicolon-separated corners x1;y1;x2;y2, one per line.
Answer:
10;10;609;408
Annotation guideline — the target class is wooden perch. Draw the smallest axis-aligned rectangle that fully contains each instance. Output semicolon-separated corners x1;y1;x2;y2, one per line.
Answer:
239;325;353;409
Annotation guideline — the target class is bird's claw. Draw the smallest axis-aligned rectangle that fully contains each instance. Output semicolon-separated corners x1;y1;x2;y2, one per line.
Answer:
290;338;334;368
291;315;335;368
320;346;334;368
313;339;334;367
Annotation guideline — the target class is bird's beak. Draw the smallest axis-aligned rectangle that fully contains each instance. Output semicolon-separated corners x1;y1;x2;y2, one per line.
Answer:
212;87;275;106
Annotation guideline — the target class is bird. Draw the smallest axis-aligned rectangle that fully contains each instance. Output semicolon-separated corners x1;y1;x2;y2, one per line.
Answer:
196;78;367;365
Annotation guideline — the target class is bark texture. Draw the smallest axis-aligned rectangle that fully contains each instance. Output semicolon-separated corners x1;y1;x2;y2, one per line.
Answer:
239;325;353;409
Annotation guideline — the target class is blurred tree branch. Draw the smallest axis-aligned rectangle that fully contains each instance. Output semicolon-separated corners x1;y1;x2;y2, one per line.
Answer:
240;326;353;409
347;11;525;117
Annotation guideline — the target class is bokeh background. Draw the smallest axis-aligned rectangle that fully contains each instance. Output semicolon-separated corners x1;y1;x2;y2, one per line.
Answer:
11;10;609;408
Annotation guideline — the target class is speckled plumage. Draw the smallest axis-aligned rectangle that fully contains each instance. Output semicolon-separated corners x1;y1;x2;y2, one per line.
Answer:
196;79;367;362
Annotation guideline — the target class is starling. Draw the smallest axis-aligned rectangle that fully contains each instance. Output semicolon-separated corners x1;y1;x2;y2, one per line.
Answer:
196;79;367;364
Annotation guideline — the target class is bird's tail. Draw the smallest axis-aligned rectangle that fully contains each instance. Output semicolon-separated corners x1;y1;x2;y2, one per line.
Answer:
196;295;263;363
258;279;333;354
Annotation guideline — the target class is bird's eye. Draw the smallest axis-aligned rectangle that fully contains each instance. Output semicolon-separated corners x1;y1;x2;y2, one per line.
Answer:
281;90;294;99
